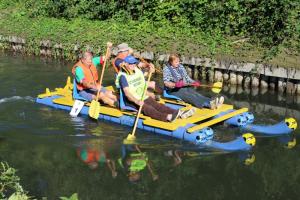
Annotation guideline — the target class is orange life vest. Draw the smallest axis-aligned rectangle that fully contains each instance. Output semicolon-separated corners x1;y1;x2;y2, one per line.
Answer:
112;53;128;73
72;60;99;91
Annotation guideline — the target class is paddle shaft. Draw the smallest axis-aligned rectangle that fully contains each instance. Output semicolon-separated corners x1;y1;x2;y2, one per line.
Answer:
95;45;111;100
187;81;223;94
195;84;222;89
130;72;153;137
188;81;223;89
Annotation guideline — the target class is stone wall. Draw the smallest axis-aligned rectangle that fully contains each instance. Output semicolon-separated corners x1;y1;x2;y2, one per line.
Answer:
152;53;300;96
1;35;299;96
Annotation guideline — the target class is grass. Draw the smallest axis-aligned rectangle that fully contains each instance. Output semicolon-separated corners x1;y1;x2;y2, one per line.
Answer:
0;6;299;69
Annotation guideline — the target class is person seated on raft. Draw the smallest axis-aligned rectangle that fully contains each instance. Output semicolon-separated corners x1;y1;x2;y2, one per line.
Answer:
112;43;163;97
72;46;118;107
163;54;224;109
116;55;195;122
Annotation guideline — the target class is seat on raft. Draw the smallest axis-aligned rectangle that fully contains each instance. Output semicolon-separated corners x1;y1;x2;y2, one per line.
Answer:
113;73;137;111
119;87;181;111
163;88;182;101
118;89;137;112
72;79;89;101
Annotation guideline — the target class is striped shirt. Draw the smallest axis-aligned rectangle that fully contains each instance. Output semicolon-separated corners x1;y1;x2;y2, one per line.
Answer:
163;64;194;84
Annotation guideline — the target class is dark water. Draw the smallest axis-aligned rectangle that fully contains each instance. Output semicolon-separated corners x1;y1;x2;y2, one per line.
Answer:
0;52;299;200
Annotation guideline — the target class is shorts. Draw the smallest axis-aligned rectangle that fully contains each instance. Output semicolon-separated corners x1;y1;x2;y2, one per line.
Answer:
78;88;107;101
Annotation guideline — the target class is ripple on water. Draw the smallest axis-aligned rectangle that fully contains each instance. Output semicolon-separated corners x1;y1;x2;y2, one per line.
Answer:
0;96;35;104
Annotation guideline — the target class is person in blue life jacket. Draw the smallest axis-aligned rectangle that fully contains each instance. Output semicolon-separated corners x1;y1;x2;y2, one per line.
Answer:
72;43;118;107
163;54;224;109
119;145;158;182
115;55;196;122
112;43;163;99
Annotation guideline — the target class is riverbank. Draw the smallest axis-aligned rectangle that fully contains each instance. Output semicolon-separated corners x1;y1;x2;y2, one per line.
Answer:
1;2;300;95
0;3;299;69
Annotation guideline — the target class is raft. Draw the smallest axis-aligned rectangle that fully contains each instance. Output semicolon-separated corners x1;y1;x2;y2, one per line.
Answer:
213;109;297;135
35;77;294;151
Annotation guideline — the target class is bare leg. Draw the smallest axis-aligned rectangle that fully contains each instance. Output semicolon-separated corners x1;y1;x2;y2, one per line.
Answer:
173;150;182;166
147;161;159;181
99;92;115;106
107;159;117;178
106;90;118;101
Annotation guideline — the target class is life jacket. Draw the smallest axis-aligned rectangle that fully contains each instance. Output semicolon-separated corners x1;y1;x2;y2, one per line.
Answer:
72;60;98;91
112;53;128;73
115;67;148;100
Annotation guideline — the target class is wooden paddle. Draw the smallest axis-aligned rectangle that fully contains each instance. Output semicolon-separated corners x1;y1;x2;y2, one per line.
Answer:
88;43;112;119
125;72;153;141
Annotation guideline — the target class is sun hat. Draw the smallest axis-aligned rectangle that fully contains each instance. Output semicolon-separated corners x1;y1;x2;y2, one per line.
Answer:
117;43;132;53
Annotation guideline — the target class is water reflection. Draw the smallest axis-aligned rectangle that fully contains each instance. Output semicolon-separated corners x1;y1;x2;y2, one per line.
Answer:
164;150;184;167
69;116;86;131
164;149;256;166
119;144;159;182
2;52;300;199
239;152;256;165
74;135;259;184
76;139;118;178
278;135;297;149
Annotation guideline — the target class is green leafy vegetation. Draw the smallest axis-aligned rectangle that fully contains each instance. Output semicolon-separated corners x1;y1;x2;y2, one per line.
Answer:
60;193;79;200
0;162;30;199
21;0;300;47
0;0;299;67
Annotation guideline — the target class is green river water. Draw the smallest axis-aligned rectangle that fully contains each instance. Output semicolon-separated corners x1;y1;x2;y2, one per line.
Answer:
0;52;299;200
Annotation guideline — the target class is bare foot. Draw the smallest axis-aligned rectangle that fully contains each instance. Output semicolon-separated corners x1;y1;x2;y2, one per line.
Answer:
112;171;118;178
152;174;159;181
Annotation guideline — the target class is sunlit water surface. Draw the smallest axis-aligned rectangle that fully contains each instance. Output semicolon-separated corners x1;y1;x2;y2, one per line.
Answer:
0;52;299;200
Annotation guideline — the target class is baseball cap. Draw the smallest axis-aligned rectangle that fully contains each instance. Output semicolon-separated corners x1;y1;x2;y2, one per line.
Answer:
124;55;138;64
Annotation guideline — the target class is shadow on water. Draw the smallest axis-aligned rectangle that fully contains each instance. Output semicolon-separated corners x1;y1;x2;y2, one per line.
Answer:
0;52;300;199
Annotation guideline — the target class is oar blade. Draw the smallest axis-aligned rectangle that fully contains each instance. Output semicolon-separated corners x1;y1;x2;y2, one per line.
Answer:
88;100;100;119
214;82;223;88
212;82;223;93
126;133;136;141
212;87;222;93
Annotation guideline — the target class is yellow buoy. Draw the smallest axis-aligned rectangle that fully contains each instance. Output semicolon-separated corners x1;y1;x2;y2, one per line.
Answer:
285;118;297;130
242;133;256;146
